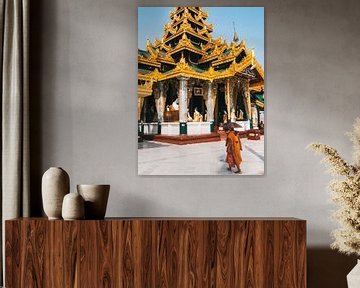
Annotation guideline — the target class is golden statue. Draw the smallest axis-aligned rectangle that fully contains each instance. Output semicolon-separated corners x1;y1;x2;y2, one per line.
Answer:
187;109;193;122
223;110;228;123
193;108;200;122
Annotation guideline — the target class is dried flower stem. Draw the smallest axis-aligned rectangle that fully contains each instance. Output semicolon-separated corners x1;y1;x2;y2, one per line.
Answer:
308;118;360;256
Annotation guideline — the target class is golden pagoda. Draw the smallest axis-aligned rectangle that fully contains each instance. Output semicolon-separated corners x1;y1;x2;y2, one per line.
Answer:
138;7;264;137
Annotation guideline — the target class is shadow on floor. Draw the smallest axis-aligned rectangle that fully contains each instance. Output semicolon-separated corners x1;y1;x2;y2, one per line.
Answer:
138;141;170;149
308;248;357;288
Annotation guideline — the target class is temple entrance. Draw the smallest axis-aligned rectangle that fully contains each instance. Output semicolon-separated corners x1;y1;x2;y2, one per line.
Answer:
141;95;157;123
189;95;205;118
165;82;177;107
215;83;228;126
236;90;248;121
163;82;180;122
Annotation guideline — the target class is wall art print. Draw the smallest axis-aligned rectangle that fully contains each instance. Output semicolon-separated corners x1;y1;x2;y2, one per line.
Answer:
138;6;264;175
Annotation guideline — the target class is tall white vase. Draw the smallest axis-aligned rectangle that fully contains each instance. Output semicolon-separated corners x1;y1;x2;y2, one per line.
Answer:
347;260;360;288
42;167;70;219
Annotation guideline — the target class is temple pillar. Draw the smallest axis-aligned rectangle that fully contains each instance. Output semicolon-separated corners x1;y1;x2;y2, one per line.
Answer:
243;79;251;124
225;78;231;117
206;81;214;132
233;80;240;116
212;83;217;125
159;82;166;122
154;87;160;118
154;81;166;134
203;82;209;119
178;76;189;134
225;78;237;121
137;97;144;134
187;80;194;102
138;97;144;122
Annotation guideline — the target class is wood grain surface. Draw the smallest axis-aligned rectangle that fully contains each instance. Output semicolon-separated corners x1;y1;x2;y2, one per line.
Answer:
5;218;306;287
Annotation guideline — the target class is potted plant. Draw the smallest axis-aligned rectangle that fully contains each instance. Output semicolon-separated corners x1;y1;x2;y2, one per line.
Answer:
308;118;360;287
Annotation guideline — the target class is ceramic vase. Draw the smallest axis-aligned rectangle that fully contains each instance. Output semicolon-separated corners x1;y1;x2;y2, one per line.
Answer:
347;259;360;288
77;184;110;219
62;192;85;220
42;167;70;219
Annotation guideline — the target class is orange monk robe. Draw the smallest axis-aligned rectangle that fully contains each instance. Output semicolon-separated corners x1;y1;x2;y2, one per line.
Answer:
227;131;242;166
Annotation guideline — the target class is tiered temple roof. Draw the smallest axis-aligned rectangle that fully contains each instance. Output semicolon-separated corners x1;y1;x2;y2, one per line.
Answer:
138;7;264;97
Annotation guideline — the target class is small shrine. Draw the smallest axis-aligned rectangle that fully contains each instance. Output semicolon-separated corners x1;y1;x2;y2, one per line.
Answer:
138;7;264;138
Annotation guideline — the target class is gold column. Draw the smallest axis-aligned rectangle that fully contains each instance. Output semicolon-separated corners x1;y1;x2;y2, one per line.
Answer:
233;80;240;114
155;81;166;122
212;83;217;116
206;81;214;123
245;80;252;119
203;81;209;112
154;84;160;121
226;78;237;121
225;78;231;116
138;97;144;121
242;79;251;121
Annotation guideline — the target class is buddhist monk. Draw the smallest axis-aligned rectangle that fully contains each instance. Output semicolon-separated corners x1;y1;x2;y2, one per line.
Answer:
226;127;242;173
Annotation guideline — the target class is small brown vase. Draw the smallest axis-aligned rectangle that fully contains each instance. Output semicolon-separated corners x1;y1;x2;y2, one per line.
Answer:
77;184;110;219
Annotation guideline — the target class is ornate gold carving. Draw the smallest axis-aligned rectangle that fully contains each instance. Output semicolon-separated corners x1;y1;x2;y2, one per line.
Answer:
187;79;195;100
250;81;264;92
155;38;161;47
138;80;154;104
138;6;264;98
164;23;177;36
138;57;161;68
168;32;206;57
153;83;160;99
253;58;264;81
206;23;213;32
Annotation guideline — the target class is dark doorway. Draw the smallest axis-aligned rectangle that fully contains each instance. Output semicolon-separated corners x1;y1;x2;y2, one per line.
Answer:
141;95;157;123
165;82;177;107
190;95;205;117
216;83;227;125
236;90;248;120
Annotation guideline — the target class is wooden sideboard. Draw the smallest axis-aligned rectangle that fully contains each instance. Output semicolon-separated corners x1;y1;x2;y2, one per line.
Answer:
5;218;306;287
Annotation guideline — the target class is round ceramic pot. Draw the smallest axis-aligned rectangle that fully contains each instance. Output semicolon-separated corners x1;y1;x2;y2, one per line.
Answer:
42;167;70;219
77;184;110;219
62;192;85;220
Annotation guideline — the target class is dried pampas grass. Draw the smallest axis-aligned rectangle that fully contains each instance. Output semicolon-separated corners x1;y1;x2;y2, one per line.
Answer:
308;118;360;256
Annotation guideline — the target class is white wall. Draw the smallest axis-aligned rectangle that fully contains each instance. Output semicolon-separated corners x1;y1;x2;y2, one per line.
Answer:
31;0;360;250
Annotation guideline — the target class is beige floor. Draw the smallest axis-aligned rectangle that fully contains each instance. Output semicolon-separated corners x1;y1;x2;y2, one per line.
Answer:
138;136;264;176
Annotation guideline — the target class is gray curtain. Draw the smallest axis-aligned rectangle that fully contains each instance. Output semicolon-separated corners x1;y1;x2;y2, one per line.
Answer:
0;0;30;284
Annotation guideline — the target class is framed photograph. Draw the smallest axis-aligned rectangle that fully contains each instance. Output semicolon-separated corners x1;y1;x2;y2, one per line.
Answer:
194;87;203;96
138;7;264;175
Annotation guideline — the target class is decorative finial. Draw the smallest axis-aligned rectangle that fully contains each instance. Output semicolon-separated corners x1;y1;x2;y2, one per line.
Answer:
233;21;239;43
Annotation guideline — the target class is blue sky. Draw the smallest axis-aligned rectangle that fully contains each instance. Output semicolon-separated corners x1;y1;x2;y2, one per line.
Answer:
138;7;264;66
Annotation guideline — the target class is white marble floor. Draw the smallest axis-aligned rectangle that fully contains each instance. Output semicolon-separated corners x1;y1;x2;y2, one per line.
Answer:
138;137;264;176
